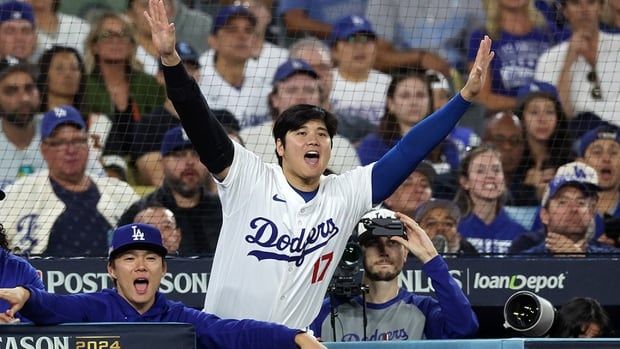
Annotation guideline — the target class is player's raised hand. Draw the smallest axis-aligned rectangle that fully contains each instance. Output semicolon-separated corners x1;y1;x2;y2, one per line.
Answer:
461;35;494;101
294;332;326;349
391;212;438;264
144;0;179;65
0;287;31;319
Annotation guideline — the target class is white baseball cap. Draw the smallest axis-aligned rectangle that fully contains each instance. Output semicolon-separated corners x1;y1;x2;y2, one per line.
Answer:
541;162;600;207
356;208;405;244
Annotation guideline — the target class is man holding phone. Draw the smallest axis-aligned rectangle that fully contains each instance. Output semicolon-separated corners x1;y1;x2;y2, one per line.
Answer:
309;208;478;341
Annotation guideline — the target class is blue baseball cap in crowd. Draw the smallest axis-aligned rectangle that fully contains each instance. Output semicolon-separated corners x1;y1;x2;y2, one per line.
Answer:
541;161;600;206
0;1;34;25
41;105;86;140
330;15;376;44
160;126;193;156
273;59;319;84
211;5;256;35
109;223;168;259
577;125;620;156
516;80;559;101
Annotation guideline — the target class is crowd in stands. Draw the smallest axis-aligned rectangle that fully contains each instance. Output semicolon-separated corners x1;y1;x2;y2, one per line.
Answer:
0;0;618;258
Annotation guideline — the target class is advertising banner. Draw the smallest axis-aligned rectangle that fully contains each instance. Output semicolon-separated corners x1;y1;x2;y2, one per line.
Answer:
27;257;617;308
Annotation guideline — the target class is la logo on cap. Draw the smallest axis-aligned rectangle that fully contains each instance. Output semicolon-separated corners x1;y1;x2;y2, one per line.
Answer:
351;15;364;26
53;107;67;118
292;60;302;69
131;225;145;241
11;12;22;20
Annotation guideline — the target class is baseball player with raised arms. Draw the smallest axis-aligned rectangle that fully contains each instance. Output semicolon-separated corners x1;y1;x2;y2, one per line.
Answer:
144;0;493;329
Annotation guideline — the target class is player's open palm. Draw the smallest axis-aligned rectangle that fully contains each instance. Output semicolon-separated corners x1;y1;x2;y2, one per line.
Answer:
392;212;438;264
144;0;176;58
461;35;494;101
0;287;30;319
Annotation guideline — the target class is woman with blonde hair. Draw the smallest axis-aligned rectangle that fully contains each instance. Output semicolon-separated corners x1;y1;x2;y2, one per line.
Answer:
82;12;165;157
467;0;552;112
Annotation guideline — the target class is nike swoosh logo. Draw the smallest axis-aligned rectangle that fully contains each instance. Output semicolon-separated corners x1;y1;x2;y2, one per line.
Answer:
272;194;286;203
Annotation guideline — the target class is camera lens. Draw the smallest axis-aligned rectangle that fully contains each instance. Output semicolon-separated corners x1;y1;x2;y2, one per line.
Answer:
505;293;540;329
340;243;361;270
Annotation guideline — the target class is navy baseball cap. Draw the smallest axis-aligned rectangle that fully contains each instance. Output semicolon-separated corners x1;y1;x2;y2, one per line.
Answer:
211;5;256;35
273;59;319;84
160;126;193;156
577;125;620;156
41;105;86;140
330;15;376;44
541;162;600;206
0;1;34;25
516;80;559;101
176;42;199;65
109;223;168;259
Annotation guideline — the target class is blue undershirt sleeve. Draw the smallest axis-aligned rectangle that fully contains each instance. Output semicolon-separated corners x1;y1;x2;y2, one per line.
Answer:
371;93;471;204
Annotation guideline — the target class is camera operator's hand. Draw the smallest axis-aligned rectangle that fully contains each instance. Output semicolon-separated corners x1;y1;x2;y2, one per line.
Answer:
391;212;438;264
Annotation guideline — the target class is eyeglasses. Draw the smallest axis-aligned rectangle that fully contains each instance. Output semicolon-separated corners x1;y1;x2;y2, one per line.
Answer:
43;137;89;149
97;30;130;42
587;70;603;100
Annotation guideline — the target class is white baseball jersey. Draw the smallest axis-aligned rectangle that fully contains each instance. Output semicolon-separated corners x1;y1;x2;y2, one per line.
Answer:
204;141;373;328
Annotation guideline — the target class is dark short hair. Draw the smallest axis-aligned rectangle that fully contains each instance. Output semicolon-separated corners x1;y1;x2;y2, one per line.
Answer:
272;104;338;166
0;61;36;84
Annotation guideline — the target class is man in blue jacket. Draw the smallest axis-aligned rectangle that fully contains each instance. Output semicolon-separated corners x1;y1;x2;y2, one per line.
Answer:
0;223;324;349
310;208;478;341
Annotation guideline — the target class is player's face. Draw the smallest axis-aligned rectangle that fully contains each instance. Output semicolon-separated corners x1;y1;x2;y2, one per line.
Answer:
541;186;596;237
162;148;208;197
522;97;557;142
583;139;620;190
460;151;505;201
387;76;431;127
276;120;331;187
41;125;89;183
362;237;407;282
108;250;166;314
384;172;432;216
272;75;321;114
0;20;36;60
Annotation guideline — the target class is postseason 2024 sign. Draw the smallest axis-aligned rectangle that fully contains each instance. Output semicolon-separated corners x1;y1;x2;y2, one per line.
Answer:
0;323;195;349
27;256;618;308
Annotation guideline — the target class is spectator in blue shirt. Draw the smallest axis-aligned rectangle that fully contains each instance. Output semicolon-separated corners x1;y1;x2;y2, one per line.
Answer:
454;145;526;254
0;223;324;349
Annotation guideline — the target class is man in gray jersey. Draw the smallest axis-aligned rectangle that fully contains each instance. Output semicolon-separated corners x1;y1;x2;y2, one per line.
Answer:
310;208;478;341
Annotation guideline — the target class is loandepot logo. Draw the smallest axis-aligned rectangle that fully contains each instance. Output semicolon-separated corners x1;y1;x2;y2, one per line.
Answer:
473;272;566;293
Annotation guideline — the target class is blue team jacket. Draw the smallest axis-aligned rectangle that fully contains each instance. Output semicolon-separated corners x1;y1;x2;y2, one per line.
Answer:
19;286;300;349
0;249;45;321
